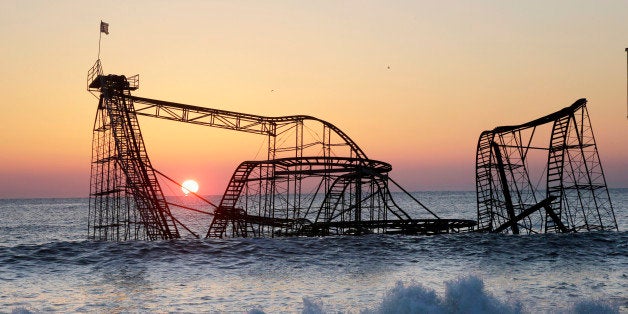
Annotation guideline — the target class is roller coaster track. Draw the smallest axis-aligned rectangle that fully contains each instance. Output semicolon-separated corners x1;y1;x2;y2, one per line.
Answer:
206;157;399;238
87;61;474;240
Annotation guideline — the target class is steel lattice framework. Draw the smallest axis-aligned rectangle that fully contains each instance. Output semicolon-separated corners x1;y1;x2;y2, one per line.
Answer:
87;61;475;240
88;62;180;240
476;99;618;234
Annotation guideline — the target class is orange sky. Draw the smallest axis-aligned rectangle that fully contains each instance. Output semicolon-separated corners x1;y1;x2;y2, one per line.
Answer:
1;1;627;198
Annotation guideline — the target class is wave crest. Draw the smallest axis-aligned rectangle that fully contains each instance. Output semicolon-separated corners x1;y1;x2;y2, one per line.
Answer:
247;276;619;314
371;276;523;314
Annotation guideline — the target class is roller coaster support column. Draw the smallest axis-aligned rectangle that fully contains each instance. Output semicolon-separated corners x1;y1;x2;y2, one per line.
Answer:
491;142;519;234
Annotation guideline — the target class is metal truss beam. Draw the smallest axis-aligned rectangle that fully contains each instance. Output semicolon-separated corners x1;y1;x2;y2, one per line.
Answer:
130;95;367;160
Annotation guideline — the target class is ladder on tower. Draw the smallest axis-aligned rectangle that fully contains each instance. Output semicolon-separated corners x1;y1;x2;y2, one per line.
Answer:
106;93;180;240
545;115;570;232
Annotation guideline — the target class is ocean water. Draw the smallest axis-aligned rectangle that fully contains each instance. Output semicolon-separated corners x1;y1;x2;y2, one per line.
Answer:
0;190;626;313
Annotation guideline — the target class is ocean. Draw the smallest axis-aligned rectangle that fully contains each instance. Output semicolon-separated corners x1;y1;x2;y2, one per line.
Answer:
0;190;626;313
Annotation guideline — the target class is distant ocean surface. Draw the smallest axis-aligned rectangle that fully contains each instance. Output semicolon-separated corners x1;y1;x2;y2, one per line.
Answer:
0;190;626;313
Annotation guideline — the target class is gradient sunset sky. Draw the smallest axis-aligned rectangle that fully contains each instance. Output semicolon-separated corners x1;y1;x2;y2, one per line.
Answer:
1;1;627;198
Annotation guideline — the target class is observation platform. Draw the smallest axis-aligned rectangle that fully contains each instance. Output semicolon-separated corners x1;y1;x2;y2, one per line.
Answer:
88;74;139;91
87;59;138;93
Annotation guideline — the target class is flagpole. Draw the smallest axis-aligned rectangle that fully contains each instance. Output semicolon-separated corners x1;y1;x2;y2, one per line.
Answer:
98;20;103;60
625;48;627;119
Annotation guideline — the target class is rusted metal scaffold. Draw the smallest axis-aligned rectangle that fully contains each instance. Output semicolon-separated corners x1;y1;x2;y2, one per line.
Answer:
476;99;618;234
87;61;475;241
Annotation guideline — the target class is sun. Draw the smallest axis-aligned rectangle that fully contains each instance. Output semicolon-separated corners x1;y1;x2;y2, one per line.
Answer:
181;179;199;195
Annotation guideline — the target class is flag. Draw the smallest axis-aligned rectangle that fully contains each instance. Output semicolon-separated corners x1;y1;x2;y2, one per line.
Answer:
100;21;109;35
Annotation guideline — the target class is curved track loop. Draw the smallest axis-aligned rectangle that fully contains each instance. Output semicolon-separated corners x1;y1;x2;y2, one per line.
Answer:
206;157;396;238
206;156;475;238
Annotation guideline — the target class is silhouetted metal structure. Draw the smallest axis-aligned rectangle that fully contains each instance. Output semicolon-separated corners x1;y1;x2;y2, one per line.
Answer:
87;61;181;240
476;99;618;234
87;61;475;240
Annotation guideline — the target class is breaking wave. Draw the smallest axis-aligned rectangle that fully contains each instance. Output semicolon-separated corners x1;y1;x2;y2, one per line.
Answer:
10;275;619;314
248;276;619;314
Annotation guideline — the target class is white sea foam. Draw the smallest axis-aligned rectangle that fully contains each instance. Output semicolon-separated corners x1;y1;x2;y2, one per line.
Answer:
246;276;619;314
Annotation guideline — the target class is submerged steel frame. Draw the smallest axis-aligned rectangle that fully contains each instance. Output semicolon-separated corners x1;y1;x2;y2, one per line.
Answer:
87;62;475;240
476;99;618;234
88;61;180;240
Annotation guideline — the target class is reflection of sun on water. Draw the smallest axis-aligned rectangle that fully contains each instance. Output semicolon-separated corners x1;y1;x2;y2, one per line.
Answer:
181;179;199;196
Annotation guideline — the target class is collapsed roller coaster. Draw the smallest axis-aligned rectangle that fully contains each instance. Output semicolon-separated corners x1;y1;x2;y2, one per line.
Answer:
87;60;617;241
87;60;476;241
476;99;618;234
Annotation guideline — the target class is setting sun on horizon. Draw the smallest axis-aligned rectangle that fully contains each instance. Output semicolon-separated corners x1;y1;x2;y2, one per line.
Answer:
181;179;199;196
1;1;627;198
